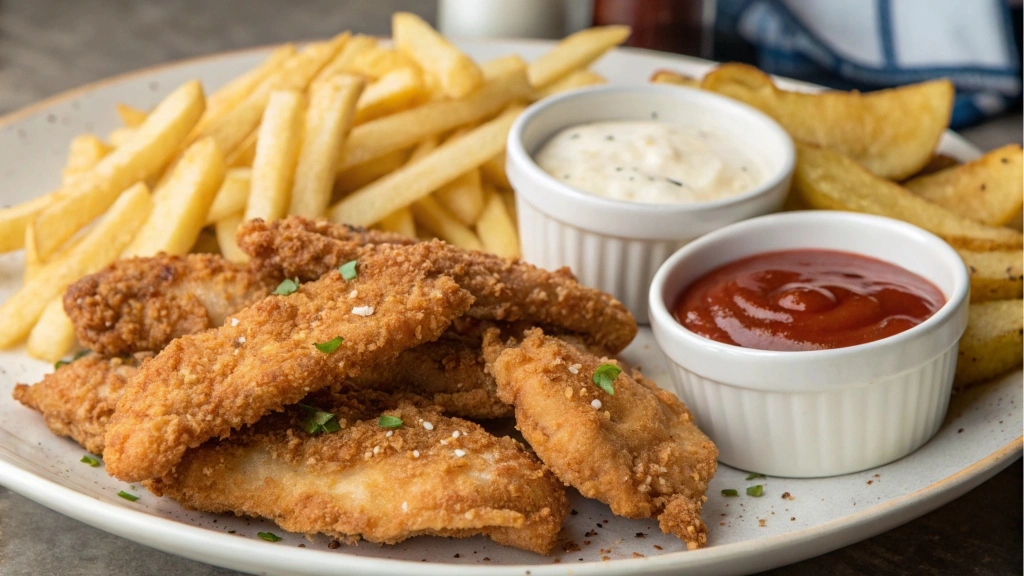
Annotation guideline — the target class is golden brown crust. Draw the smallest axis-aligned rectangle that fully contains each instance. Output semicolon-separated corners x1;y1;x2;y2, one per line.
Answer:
146;402;567;554
103;242;475;482
483;328;717;549
238;217;638;354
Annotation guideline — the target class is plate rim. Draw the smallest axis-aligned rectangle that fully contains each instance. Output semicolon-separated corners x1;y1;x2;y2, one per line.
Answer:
0;40;1019;575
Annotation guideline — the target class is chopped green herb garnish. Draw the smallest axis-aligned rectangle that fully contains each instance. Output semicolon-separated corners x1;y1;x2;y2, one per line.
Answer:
314;336;343;353
378;415;403;429
745;472;765;480
273;277;299;295
592;363;621;395
117;490;139;502
721;489;739;497
81;455;100;467
339;260;358;281
298;403;341;435
55;349;91;369
746;485;764;497
257;532;282;542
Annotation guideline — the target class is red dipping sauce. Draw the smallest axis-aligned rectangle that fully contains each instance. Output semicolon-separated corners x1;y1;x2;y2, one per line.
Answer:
673;250;945;351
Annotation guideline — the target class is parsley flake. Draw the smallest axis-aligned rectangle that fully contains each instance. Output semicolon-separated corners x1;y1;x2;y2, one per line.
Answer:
54;349;91;370
273;277;299;295
117;490;139;502
80;455;100;467
297;403;340;435
314;336;343;353
746;485;764;497
721;489;739;497
745;472;765;480
339;260;358;281
378;415;403;429
592;364;621;395
257;532;282;542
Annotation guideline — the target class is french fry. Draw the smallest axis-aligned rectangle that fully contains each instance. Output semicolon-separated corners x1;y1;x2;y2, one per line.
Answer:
955;299;1024;389
336;67;530;172
62;134;112;184
215;213;249;264
123;137;225;257
116;103;148;127
0;183;152;348
245;91;305;221
411;196;483;251
330;105;522;226
481;55;528;80
650;69;702;88
435;168;484;225
905;144;1023;227
793;143;1023;251
312;35;376;86
354;67;424;125
958;249;1024;302
476;188;520;258
377;208;416;238
0;192;63;253
534;68;606;99
347;47;420;80
499;189;517;224
480;152;511;190
32;80;205;259
225;130;258;168
198;43;298;133
333;147;411;195
26;297;77;362
107;127;136;147
527;26;630;89
23;219;43;281
393;12;483;98
206;168;251;225
290;75;364;217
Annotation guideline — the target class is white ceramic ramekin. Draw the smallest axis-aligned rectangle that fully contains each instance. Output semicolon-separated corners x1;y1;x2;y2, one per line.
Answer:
649;211;970;478
506;84;794;323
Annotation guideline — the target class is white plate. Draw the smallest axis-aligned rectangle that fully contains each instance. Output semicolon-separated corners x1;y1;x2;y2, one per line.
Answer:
0;39;1020;576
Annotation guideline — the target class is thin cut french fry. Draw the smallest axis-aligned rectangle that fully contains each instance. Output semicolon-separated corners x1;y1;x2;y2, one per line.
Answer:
0;183;153;348
215;213;249;264
435;168;484;225
312;35;376;87
123;137;226;257
26;297;77;362
62;134;112;185
354;67;424;125
23;219;43;281
411;196;483;251
116;103;148;127
346;47;420;80
476;188;520;258
245;91;306;221
377;208;417;238
206;168;251;225
0;193;61;253
534;68;606;99
290;75;364;217
393;12;483;98
330;106;521;226
205;44;298;123
527;26;630;88
32;80;205;259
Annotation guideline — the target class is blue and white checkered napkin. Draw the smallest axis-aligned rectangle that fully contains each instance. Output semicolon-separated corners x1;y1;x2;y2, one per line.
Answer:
717;0;1022;128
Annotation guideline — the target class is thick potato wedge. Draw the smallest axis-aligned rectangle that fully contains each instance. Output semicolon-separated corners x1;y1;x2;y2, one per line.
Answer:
793;143;1023;251
26;297;77;362
62;134;112;184
124;137;226;256
650;69;701;88
955;299;1024;389
32;80;204;259
0;183;152;348
411;196;483;251
476;188;520;258
905;144;1023;226
958;249;1024;302
354;67;424;125
534;68;606;99
329;105;522;226
528;26;630;89
377;207;416;238
393;12;483;98
116;103;148;127
290;75;364;217
215;213;249;264
206;168;251;225
335;67;531;172
702;64;953;180
245;91;305;221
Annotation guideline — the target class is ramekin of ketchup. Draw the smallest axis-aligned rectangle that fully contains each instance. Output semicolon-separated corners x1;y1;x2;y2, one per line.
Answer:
648;211;970;477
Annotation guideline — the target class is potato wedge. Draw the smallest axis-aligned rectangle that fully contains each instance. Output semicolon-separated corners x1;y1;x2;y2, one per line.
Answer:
206;168;251;225
476;188;520;258
215;213;249;264
393;12;482;98
958;249;1024;302
702;64;953;180
534;68;606;99
354;67;424;125
290;75;364;217
33;80;204;259
0;183;152;348
62;134;112;184
377;208;416;238
955;299;1023;389
411;196;483;251
330;105;522;226
26;297;77;362
245;91;305;221
334;147;411;195
124;137;225;257
435;168;484;225
528;26;630;89
905;144;1023;226
793;143;1023;251
480;152;511;190
650;69;701;88
336;67;531;172
116;103;148;128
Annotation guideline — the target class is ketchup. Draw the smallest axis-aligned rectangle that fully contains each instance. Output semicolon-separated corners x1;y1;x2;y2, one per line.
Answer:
673;250;945;351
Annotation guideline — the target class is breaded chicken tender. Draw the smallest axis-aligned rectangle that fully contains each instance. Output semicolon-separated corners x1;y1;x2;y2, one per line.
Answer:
103;242;475;482
146;401;567;554
483;328;718;549
237;216;638;354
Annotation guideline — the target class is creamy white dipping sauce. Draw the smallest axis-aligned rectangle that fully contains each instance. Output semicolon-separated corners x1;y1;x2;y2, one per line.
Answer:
534;121;764;204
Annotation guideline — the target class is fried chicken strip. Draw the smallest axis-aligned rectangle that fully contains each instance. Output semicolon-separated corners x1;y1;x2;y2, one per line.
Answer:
103;242;475;482
64;254;281;356
483;328;718;549
238;216;638;354
12;353;152;454
146;401;567;554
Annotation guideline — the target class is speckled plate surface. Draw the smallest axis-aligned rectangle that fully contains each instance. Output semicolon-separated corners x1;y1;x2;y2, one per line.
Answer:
0;40;1020;576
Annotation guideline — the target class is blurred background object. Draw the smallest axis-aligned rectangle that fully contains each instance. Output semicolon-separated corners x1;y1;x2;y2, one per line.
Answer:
593;0;716;57
438;0;592;38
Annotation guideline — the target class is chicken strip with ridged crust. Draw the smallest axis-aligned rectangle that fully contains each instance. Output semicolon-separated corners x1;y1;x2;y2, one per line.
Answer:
104;241;475;482
483;328;717;549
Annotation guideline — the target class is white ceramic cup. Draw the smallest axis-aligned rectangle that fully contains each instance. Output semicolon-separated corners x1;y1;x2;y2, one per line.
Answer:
648;211;971;477
506;84;794;323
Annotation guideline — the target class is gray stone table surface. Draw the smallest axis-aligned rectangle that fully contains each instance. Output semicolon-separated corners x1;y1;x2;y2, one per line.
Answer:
0;1;1020;574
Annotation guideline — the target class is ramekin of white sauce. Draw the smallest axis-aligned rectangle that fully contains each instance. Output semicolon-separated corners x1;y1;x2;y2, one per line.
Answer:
506;84;794;322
